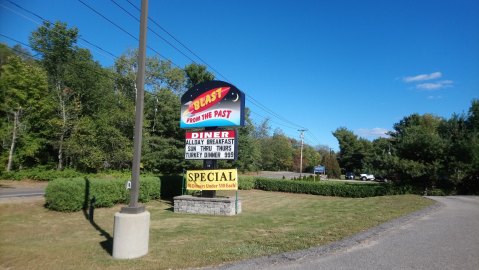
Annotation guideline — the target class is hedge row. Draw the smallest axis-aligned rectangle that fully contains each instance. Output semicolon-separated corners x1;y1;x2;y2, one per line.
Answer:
1;168;83;181
0;168;154;182
238;175;256;190
45;176;160;212
44;174;415;212
254;178;412;198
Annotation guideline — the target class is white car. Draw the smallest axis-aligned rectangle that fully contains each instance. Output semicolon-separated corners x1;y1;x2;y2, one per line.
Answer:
360;174;375;181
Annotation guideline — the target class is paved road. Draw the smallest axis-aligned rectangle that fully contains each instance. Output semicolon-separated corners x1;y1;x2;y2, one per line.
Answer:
0;186;45;199
212;196;479;270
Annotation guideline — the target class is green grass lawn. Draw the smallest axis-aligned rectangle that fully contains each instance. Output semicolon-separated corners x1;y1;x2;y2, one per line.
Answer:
0;190;434;269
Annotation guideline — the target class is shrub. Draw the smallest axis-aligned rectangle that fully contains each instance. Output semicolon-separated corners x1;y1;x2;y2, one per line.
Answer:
1;168;83;181
254;178;412;198
139;176;161;202
45;176;160;212
238;175;256;190
45;178;86;212
426;188;446;196
89;178;128;207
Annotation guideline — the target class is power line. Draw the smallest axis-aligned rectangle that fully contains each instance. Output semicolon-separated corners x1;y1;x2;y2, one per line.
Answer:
109;0;198;64
249;110;299;131
4;0;118;60
0;33;121;83
2;32;324;148
122;0;307;131
4;0;320;142
78;0;137;40
77;0;182;68
248;97;306;129
124;0;230;81
0;33;31;50
82;0;308;133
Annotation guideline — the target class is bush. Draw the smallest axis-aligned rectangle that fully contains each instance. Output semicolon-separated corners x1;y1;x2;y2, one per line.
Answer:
254;178;412;198
426;188;446;196
45;178;86;212
238;175;256;190
45;176;160;212
1;168;83;181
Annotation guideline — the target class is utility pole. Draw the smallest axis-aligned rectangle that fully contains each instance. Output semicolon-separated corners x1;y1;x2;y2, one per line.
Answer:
121;0;148;214
298;129;307;178
113;0;150;259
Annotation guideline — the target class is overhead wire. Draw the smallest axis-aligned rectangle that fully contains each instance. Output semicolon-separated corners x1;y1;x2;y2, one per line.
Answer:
77;0;181;68
4;0;118;60
83;0;309;133
122;0;308;131
109;0;199;65
249;110;299;131
124;0;230;81
3;0;321;145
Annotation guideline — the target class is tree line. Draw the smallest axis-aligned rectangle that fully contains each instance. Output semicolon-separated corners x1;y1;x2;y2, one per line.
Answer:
334;103;479;194
2;21;477;194
1;21;334;175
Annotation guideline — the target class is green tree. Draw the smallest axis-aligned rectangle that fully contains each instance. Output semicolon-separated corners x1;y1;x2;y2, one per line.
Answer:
322;152;341;179
29;21;79;170
253;118;271;139
270;130;294;171
390;114;446;187
0;56;49;171
115;49;186;98
333;127;370;173
143;89;185;174
184;63;214;89
234;108;261;172
303;145;322;172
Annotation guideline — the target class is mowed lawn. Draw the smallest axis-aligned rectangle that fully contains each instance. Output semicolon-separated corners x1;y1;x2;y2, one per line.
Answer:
0;190;434;270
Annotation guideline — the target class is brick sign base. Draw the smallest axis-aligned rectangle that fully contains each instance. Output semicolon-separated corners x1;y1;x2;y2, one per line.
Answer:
173;195;241;216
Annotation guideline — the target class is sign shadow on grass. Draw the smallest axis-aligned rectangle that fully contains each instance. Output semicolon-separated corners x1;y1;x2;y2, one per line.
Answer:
82;178;113;256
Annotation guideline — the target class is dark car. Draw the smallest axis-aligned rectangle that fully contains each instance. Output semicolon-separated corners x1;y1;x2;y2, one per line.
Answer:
374;175;389;182
345;172;354;180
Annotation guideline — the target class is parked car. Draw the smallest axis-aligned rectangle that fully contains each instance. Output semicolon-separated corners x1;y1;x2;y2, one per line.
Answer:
360;174;375;181
374;175;389;182
345;172;354;180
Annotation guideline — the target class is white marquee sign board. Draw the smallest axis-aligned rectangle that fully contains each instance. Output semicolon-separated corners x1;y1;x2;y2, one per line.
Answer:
185;130;237;160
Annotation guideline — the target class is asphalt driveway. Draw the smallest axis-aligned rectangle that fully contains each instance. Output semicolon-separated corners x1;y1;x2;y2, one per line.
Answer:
0;180;46;201
211;196;479;270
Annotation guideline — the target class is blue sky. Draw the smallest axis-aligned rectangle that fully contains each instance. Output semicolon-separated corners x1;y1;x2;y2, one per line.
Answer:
1;0;478;150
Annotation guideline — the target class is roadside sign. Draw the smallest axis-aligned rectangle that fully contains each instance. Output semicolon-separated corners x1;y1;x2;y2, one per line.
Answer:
313;165;325;174
185;169;238;190
180;81;245;128
185;130;237;160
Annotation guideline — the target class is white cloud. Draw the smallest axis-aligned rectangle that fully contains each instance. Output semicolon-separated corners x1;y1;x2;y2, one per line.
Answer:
403;72;442;83
416;80;453;90
427;95;443;100
356;128;390;139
